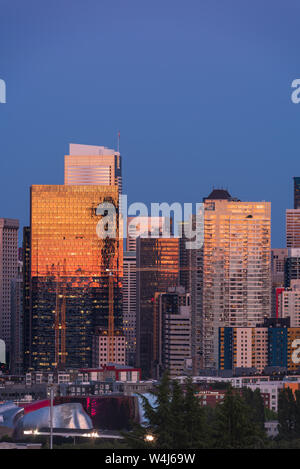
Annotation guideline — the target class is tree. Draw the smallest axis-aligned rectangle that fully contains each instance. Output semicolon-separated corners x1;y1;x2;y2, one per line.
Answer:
182;377;206;448
242;387;265;430
278;387;297;439
212;386;266;449
123;372;207;449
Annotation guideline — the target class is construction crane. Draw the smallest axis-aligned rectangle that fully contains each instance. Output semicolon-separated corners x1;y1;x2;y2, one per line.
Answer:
107;269;114;363
51;259;197;369
54;259;67;369
105;264;124;364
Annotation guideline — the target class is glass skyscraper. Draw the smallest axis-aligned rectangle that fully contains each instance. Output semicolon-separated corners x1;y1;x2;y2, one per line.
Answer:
136;237;179;379
29;184;122;370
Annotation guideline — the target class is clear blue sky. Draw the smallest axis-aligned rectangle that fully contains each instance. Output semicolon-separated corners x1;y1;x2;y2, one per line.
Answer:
0;0;300;247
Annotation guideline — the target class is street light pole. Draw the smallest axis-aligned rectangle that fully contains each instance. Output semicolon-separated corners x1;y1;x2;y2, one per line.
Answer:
49;385;54;450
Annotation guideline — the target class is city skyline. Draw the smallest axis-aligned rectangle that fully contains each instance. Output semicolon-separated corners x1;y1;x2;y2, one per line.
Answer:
3;1;300;451
1;0;300;248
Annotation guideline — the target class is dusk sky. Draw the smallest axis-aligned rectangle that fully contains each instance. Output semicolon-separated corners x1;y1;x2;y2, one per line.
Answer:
1;0;300;246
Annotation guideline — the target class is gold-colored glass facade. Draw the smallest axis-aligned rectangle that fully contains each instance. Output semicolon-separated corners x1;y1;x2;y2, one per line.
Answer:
30;185;122;370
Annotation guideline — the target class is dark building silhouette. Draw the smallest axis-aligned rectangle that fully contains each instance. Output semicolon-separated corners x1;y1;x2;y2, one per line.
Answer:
136;237;179;379
294;177;300;209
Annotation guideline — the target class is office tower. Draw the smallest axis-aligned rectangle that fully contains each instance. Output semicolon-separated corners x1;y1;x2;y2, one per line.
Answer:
0;218;19;357
178;220;193;293
22;227;31;371
271;248;287;315
29;185;122;370
278;280;300;327
182;213;204;374
126;216;169;252
202;190;271;370
153;286;191;378
286;209;300;248
136;237;179;378
64;143;122;192
294;177;300;209
10;259;23;375
285;248;300;287
123;251;137;366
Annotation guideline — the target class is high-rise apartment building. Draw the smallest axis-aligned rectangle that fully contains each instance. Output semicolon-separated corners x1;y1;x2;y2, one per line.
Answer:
272;249;288;286
136;237;179;378
271;248;287;316
219;319;300;373
219;326;268;373
286;209;300;248
64;143;122;192
202;190;271;370
29;185;122;370
123;251;137;366
0;218;19;357
285;248;300;287
278;280;300;328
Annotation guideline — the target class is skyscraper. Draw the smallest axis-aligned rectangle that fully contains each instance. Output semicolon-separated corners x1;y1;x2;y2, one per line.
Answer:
123;251;137;366
202;190;271;370
29;185;122;370
64;143;122;192
278;280;300;328
294;177;300;209
286;209;300;248
10;259;23;375
22;226;31;371
284;248;300;287
271;248;287;316
153;286;191;378
136;237;179;378
0;218;19;358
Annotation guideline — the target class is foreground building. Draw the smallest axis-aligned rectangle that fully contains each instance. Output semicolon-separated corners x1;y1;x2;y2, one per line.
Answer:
29;184;122;370
219;318;300;373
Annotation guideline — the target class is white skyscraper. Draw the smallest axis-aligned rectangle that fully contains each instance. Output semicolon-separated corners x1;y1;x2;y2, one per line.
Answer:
0;218;19;356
